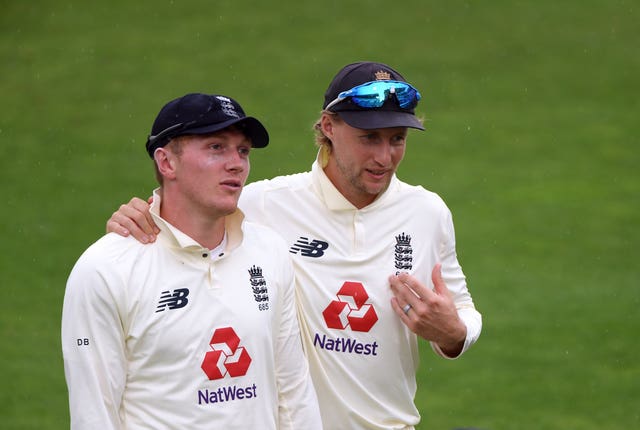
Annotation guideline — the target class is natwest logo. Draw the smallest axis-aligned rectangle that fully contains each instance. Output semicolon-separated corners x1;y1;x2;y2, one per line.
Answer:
322;281;378;332
201;327;251;380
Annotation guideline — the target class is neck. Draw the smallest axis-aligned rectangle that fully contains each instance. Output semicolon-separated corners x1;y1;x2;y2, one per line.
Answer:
322;162;377;209
158;189;228;249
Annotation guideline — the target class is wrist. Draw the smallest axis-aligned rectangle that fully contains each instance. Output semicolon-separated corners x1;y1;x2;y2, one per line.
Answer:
438;322;467;357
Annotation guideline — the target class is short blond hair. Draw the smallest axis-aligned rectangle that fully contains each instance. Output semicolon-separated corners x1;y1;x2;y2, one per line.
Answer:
312;111;342;149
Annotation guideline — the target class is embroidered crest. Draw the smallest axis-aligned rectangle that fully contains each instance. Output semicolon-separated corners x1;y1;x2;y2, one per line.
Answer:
216;95;240;118
374;70;392;80
394;233;413;274
248;265;269;311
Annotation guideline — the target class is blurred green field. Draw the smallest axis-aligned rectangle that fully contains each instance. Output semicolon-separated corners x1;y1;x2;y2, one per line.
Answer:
1;1;638;429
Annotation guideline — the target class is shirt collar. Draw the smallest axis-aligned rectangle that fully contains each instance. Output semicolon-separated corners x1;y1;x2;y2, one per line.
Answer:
149;188;245;252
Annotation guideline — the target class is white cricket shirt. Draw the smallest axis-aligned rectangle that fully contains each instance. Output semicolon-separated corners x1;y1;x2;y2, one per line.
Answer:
62;191;321;429
239;160;482;430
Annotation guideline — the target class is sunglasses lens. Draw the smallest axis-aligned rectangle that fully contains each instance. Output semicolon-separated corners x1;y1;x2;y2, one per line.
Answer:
350;93;386;108
395;85;420;108
340;81;420;109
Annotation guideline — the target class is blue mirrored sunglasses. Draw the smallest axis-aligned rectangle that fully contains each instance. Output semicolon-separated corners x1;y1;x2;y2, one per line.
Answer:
325;80;421;111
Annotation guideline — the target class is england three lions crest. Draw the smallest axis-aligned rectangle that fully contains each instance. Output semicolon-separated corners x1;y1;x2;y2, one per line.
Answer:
394;233;413;274
248;265;270;311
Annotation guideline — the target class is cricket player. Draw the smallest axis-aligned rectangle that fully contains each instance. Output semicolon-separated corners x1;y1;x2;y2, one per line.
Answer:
62;93;322;429
107;62;483;429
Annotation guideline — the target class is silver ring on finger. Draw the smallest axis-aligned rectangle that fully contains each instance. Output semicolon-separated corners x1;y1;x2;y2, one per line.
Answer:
402;303;412;315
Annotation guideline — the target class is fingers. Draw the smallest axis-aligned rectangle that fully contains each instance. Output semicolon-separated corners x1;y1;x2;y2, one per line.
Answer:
388;266;444;322
392;264;448;300
106;219;130;237
106;197;159;244
128;197;159;235
388;274;423;323
107;208;150;243
390;272;433;303
431;263;449;296
389;265;466;348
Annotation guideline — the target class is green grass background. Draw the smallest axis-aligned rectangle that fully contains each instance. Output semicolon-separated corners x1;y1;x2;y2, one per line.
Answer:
1;1;638;428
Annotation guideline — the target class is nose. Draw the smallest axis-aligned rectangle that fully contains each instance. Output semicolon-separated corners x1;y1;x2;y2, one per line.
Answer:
225;150;247;172
373;141;393;166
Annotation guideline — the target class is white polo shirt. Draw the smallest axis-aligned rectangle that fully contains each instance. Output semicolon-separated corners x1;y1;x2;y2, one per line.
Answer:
62;191;321;429
239;160;482;430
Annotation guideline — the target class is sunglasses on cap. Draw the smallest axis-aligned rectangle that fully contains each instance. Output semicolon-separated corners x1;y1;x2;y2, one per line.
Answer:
325;80;421;111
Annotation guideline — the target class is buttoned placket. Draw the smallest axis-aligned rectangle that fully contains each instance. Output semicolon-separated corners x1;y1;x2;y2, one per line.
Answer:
352;210;366;255
199;244;227;288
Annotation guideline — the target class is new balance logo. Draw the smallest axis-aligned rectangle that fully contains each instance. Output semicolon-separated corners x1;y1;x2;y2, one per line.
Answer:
290;237;329;257
156;288;190;312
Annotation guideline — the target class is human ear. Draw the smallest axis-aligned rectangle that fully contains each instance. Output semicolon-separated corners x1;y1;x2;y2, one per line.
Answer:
320;113;335;139
154;148;177;180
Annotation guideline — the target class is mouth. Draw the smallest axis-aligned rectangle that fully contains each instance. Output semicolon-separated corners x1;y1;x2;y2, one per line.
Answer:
220;179;243;191
365;168;389;181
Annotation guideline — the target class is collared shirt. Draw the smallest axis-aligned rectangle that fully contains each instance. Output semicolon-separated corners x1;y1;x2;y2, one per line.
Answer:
239;160;482;430
62;190;321;429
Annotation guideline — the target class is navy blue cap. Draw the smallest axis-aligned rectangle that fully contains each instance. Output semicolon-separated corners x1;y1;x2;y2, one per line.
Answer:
146;93;269;157
323;62;424;130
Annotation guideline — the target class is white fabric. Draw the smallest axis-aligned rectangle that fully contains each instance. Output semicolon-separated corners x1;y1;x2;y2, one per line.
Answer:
239;160;482;430
62;191;321;429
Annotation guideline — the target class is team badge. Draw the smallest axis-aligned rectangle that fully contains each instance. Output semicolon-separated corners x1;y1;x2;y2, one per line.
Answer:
374;70;392;80
394;233;413;274
248;265;269;311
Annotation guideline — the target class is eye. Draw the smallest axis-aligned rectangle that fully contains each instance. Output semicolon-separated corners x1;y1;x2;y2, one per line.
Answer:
359;133;380;144
238;146;251;156
209;143;222;151
391;134;407;145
